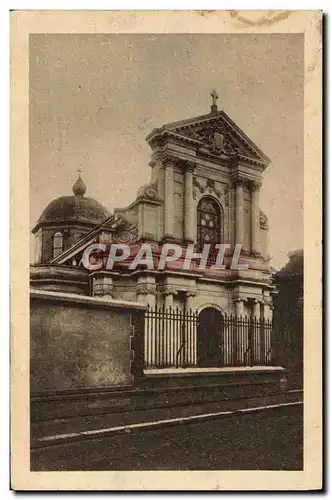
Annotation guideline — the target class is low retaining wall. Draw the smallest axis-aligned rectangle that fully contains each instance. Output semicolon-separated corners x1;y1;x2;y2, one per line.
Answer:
31;365;287;421
30;290;146;397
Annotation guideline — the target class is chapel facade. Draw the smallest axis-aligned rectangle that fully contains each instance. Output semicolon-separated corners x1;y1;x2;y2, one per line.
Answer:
31;93;275;335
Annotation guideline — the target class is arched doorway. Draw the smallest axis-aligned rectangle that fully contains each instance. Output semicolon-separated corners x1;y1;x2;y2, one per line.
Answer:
197;307;223;367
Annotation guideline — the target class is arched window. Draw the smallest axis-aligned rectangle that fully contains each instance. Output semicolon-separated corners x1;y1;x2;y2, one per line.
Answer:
197;197;222;250
53;232;63;258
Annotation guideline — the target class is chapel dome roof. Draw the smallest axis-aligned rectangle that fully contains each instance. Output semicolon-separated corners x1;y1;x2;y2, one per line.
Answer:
33;174;111;231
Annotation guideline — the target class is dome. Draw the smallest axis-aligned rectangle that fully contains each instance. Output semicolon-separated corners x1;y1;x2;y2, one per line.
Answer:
33;175;111;231
36;196;111;226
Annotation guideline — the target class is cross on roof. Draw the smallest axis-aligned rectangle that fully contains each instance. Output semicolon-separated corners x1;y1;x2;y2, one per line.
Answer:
210;89;219;107
77;166;83;176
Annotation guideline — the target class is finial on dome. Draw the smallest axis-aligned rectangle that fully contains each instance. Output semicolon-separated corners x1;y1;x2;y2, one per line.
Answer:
72;167;87;196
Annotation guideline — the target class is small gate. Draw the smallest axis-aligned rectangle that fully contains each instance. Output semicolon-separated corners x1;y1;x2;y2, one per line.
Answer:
197;307;223;367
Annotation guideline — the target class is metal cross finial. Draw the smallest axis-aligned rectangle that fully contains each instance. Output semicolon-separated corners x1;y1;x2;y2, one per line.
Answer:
77;166;83;177
210;89;219;107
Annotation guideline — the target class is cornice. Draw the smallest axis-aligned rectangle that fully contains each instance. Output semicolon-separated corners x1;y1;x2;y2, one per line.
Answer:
31;219;102;235
231;175;263;189
146;111;270;167
30;264;89;281
30;289;146;310
159;284;178;296
148;130;267;169
178;159;196;173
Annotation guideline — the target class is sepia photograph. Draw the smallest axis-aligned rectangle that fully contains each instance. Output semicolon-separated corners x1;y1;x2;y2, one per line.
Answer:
10;10;322;490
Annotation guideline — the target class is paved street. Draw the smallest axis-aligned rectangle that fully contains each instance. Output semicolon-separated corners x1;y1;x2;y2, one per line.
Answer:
31;404;303;471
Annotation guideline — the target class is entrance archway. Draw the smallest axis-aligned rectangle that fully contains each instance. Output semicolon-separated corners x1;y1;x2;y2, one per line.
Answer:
197;307;223;367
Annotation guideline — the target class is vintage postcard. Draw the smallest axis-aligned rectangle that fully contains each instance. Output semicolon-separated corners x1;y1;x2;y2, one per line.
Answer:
11;10;322;490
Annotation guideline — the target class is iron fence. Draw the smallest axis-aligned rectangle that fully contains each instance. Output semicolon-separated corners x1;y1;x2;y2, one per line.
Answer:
144;305;273;368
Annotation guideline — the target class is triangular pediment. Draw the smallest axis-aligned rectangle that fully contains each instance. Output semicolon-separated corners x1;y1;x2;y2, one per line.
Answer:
147;110;270;166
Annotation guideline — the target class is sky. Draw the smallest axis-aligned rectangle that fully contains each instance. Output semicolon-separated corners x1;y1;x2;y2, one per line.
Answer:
30;33;304;270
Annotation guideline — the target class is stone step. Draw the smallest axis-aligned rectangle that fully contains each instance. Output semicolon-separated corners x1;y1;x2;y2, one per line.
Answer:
31;366;288;422
142;366;286;389
31;391;303;449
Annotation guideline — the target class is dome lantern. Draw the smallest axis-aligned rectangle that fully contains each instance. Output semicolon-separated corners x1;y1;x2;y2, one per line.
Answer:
72;169;87;197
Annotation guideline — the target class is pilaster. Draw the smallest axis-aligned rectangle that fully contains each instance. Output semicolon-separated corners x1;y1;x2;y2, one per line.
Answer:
185;290;196;311
92;274;114;298
163;159;174;240
234;297;244;316
264;303;273;322
250;181;262;255
184;163;196;243
252;298;261;319
234;178;244;246
164;292;174;309
136;275;157;307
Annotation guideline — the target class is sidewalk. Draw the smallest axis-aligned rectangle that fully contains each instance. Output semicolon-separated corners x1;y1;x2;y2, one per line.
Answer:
31;389;303;449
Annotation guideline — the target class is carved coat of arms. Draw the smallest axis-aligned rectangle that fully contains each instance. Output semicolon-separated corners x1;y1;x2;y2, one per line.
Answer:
212;132;225;150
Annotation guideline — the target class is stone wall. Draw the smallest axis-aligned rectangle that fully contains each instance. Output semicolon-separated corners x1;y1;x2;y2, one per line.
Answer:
30;290;146;395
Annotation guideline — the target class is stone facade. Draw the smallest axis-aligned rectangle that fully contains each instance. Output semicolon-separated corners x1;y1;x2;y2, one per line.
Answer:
31;98;275;329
